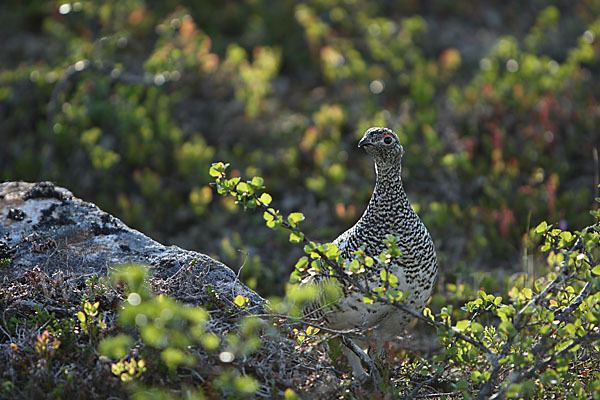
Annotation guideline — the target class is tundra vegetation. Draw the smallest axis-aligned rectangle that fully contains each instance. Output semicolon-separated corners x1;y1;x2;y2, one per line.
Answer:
1;1;600;398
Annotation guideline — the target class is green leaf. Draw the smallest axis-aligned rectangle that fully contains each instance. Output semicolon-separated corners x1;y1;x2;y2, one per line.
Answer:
303;242;317;253
263;209;274;221
295;256;309;271
363;296;375;304
423;307;434;320
471;370;482;383
161;348;188;369
584;311;598;322
289;231;304;243
209;166;221;177
454;320;470;331
289;270;301;284
380;269;387;281
77;311;86;323
310;260;321;272
560;231;573;242
83;301;99;316
263;208;280;228
541;243;551;252
284;388;300;400
201;333;220;351
592;265;600;276
379;270;398;286
499;320;514;335
288;212;305;227
237;182;250;194
570;344;580;354
347;259;360;272
384;234;398;244
535;221;548;234
259;192;272;205
209;162;228;177
471;322;484;334
251;176;264;188
234;295;248;307
456;380;470;391
234;375;258;395
324;243;339;258
392;290;405;301
98;334;134;359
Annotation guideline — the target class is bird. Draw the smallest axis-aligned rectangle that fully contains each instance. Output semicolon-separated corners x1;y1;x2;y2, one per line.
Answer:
304;127;438;380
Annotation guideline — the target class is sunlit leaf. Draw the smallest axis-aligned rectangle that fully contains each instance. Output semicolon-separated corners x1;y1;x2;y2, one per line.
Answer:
234;295;248;307
259;192;272;205
535;221;548;234
454;320;470;331
288;212;305;227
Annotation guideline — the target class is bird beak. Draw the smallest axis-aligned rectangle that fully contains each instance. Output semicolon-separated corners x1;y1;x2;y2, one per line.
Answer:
358;137;371;148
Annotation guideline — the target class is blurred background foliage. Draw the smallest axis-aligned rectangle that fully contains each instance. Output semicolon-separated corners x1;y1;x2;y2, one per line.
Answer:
1;0;599;304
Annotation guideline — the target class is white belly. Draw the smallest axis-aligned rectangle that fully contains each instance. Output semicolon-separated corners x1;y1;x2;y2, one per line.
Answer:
322;265;431;331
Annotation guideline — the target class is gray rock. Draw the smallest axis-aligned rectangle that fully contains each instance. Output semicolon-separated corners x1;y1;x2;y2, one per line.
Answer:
0;181;265;312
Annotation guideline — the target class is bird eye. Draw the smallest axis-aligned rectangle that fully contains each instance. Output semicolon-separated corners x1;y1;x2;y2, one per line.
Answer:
383;136;393;144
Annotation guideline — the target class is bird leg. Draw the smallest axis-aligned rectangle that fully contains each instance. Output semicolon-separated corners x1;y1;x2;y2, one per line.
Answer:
342;336;382;386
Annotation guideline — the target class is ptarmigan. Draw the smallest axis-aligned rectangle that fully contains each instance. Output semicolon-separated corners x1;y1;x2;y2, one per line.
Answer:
308;127;438;379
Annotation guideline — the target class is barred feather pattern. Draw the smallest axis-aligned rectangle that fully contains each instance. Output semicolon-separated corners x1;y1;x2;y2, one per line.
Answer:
302;127;438;377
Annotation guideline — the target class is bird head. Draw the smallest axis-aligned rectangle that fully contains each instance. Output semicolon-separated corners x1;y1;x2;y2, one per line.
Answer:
358;127;404;172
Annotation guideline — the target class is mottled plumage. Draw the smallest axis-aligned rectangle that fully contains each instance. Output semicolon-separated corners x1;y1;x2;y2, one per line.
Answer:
309;127;438;379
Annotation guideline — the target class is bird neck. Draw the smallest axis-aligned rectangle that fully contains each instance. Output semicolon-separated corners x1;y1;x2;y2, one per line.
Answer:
374;162;402;185
350;161;416;252
371;163;409;206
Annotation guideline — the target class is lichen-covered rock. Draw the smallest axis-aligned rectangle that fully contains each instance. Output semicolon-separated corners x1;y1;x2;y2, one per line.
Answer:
0;181;264;312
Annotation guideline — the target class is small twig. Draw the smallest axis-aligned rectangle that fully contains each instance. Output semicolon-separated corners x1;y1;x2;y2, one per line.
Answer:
252;312;370;339
164;260;186;283
0;323;13;341
413;393;454;399
342;336;382;386
553;281;592;324
14;300;71;314
405;358;449;400
232;249;249;298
